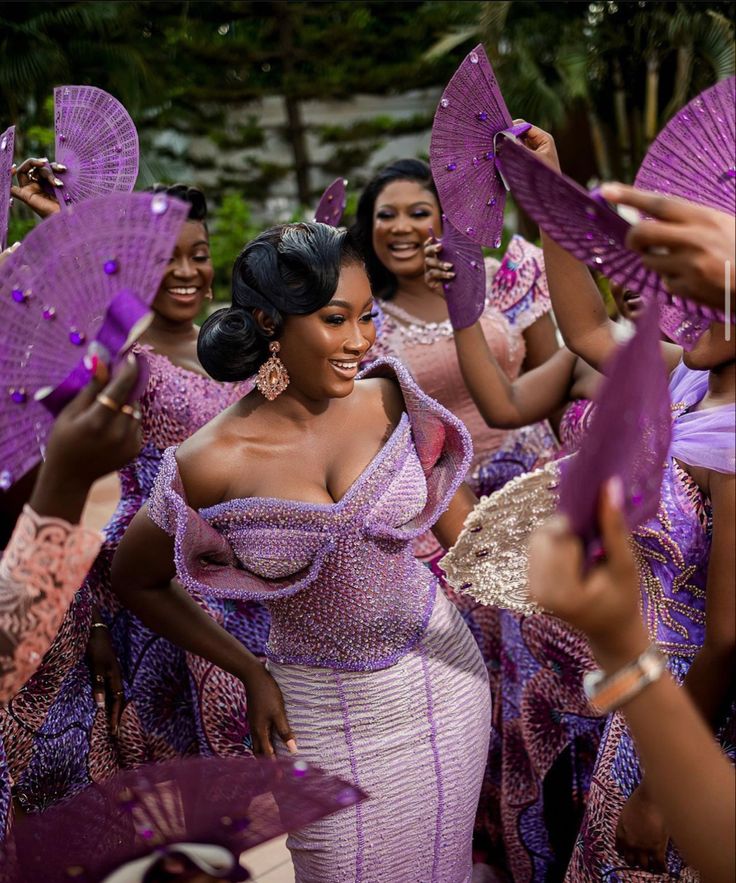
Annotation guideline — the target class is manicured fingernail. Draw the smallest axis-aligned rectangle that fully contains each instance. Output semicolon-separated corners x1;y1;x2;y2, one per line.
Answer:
95;697;106;709
286;739;298;754
599;184;621;199
607;475;624;510
55;164;67;171
54;178;64;187
83;353;98;373
39;157;48;162
442;263;452;270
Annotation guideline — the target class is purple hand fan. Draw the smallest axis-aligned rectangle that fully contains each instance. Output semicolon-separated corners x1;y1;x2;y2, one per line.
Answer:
430;43;530;248
635;77;736;214
1;125;15;251
436;214;487;329
558;300;672;557
0;190;189;489
3;755;365;883
47;85;139;210
315;177;347;226
494;133;713;348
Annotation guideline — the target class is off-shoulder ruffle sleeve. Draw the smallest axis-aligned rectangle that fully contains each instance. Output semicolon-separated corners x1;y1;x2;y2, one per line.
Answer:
148;448;334;602
358;357;473;537
486;235;551;332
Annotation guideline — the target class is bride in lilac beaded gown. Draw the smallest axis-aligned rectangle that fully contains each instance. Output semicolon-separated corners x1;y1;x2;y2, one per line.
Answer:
112;222;491;883
0;186;269;814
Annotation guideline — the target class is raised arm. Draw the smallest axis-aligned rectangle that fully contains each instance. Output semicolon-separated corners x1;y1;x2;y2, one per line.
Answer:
453;324;577;428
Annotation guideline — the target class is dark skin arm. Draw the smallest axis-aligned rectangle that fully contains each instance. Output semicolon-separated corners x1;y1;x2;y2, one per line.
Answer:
520;311;559;371
518;124;682;374
112;500;295;758
432;482;478;551
617;468;736;869
529;485;735;883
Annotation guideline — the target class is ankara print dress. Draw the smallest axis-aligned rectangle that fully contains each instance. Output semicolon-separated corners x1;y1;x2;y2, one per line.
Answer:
148;358;492;883
0;346;270;816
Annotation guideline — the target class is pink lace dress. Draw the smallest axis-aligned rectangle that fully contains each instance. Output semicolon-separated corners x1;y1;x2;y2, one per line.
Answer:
0;509;101;835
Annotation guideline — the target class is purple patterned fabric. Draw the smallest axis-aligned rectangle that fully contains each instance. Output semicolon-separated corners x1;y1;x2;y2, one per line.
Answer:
148;356;489;881
0;348;269;816
482;361;735;882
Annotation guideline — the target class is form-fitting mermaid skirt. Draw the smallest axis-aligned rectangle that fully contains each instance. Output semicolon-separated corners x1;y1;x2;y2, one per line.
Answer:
271;592;491;883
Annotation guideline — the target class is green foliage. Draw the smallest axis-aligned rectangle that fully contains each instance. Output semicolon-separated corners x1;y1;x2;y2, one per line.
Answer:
208;191;261;301
319;113;434;144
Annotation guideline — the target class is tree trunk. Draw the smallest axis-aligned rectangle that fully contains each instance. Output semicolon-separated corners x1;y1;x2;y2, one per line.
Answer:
613;59;633;181
665;42;694;121
587;108;612;181
274;1;310;205
644;52;660;146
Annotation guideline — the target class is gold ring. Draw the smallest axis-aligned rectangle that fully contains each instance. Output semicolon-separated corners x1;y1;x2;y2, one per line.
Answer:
120;403;141;420
96;393;120;412
95;674;105;685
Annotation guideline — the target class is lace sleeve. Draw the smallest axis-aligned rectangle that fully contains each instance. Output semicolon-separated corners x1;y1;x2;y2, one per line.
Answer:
0;506;101;703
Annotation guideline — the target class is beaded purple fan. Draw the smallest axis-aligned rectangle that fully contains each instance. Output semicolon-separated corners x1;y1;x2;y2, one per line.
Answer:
315;177;347;226
50;85;139;210
430;43;530;248
0;191;188;489
1;126;15;251
4;756;365;883
558;300;672;557
438;214;487;328
635;77;736;213
494;133;713;348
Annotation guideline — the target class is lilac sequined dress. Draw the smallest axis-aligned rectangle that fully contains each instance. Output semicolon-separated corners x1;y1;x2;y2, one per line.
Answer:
148;358;492;883
0;347;270;814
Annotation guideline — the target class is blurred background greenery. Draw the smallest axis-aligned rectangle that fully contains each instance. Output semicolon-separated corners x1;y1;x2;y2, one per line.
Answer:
1;0;733;298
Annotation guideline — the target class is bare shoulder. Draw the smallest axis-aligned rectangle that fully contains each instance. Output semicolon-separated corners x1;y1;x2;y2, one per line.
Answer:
174;417;239;509
355;375;405;427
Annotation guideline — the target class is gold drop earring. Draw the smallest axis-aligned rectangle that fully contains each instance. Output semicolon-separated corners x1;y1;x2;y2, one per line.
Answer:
254;341;290;400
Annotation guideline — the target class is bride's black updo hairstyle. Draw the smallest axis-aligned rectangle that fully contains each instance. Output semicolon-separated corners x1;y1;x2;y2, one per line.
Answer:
198;222;363;382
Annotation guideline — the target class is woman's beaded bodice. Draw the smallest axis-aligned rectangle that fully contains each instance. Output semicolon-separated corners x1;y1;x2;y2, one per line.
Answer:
148;358;472;671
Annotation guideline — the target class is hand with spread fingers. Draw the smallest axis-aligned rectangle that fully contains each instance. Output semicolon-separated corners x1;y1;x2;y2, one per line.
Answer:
28;353;144;524
599;184;735;314
11;157;66;219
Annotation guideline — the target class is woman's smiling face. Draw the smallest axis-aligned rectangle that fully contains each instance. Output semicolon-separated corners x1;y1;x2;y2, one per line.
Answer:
371;179;442;281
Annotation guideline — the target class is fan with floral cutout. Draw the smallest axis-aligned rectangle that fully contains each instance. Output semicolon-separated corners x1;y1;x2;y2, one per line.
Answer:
45;85;139;210
0;191;188;489
494;132;714;348
430;43;530;248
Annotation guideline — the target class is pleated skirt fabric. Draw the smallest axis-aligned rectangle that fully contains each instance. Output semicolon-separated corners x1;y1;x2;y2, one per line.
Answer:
270;590;491;883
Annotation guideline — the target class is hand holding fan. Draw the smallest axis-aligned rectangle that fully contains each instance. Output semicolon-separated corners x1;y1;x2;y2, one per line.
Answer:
44;85;139;210
0;191;188;489
315;177;347;226
494;132;712;348
1;126;15;251
433;215;487;329
557;300;672;557
430;43;530;248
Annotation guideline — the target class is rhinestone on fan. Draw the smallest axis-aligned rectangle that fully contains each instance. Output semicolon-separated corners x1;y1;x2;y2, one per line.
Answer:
151;193;169;214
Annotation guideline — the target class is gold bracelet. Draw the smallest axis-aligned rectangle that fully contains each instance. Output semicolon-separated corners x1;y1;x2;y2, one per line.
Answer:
90;622;108;630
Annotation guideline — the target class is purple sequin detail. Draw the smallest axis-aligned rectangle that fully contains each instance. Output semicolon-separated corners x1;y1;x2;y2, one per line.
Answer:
148;357;473;672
